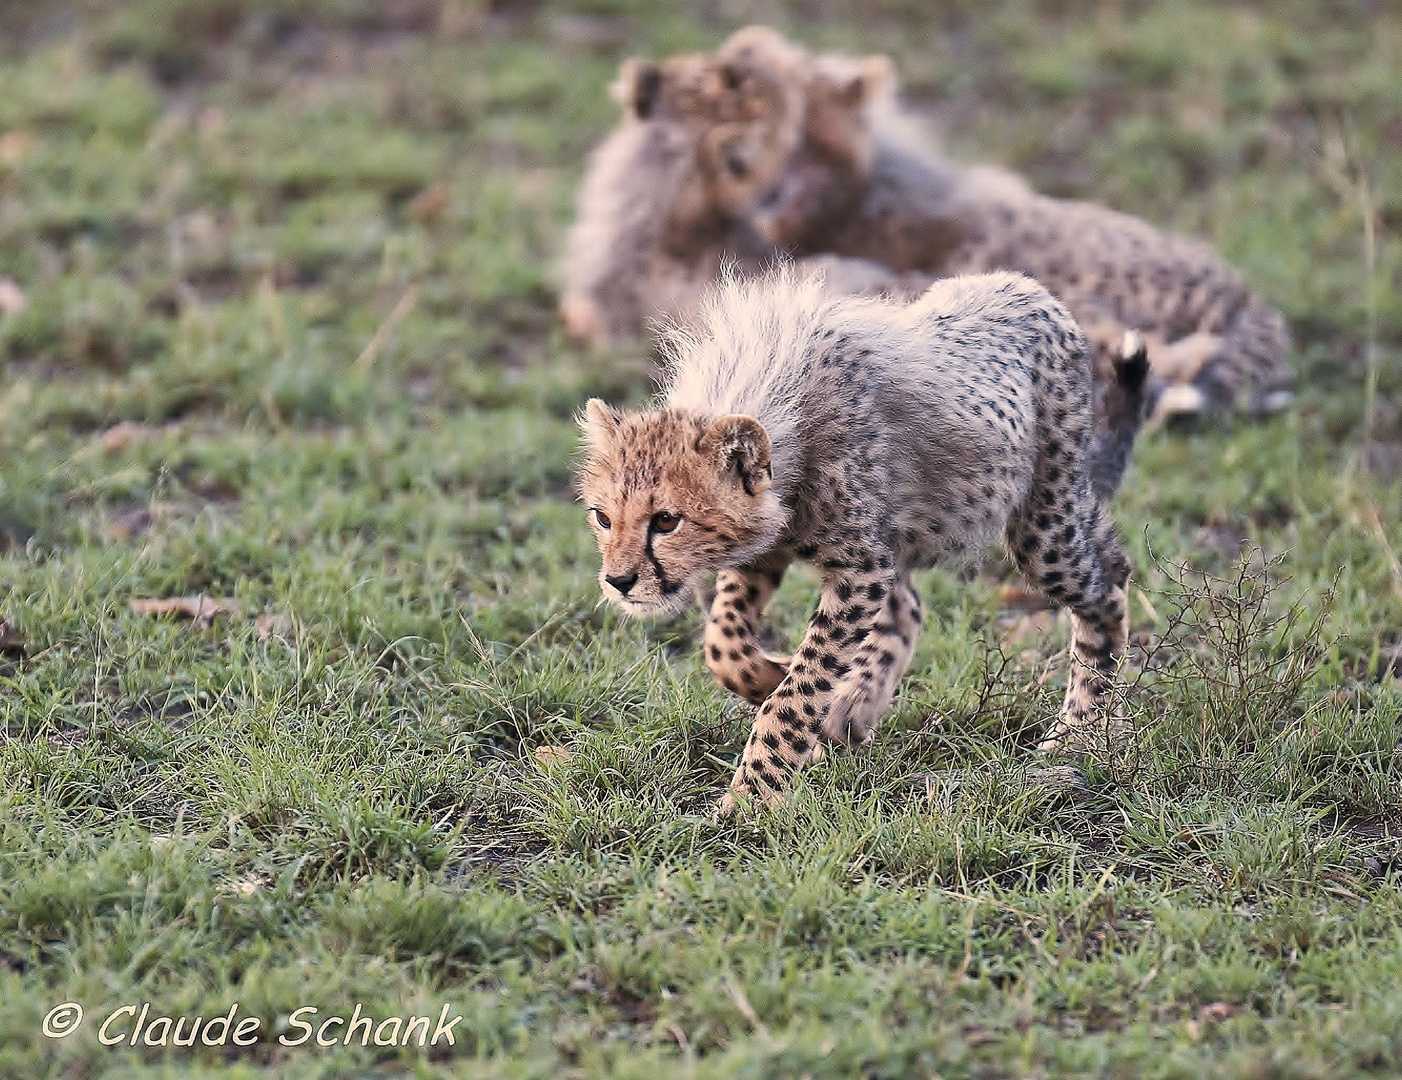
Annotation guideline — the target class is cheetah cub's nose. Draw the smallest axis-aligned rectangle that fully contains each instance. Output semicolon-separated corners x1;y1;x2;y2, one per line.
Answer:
605;572;639;596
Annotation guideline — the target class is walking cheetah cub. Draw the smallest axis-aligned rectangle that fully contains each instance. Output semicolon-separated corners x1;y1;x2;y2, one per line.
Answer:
577;268;1134;813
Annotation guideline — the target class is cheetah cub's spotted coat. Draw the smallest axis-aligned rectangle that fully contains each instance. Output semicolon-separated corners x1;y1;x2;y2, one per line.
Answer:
577;268;1133;813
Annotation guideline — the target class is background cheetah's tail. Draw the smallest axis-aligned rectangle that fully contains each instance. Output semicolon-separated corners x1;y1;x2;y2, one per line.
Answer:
1088;330;1151;501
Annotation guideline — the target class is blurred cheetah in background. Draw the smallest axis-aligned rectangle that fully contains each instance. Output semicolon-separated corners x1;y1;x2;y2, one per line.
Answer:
576;268;1138;813
698;26;1295;419
559;49;927;351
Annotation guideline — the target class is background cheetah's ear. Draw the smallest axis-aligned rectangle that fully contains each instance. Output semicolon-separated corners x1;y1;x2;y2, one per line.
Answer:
611;59;663;119
719;25;808;76
580;398;622;449
815;53;895;111
860;55;896;101
699;414;772;496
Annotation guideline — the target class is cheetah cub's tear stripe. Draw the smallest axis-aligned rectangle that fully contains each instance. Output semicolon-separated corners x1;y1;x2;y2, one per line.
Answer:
576;267;1136;815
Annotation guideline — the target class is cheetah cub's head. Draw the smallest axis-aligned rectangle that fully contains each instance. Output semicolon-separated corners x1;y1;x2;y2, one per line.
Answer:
576;399;785;616
743;53;894;251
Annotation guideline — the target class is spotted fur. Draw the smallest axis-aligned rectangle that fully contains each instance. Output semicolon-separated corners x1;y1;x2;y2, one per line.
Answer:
576;268;1134;814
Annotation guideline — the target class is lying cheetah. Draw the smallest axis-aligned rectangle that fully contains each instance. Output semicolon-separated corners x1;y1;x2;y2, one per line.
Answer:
559;49;933;351
703;27;1295;419
561;48;1149;499
576;268;1134;813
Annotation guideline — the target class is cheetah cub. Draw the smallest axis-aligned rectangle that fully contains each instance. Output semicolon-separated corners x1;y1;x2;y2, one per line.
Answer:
577;268;1134;813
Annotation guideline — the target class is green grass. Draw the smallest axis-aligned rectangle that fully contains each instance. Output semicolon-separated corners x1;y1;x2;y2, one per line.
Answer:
1;1;1401;1076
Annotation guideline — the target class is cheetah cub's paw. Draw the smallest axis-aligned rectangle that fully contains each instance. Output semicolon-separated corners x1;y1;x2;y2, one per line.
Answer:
1036;715;1130;756
1036;720;1081;756
819;683;883;747
714;780;785;818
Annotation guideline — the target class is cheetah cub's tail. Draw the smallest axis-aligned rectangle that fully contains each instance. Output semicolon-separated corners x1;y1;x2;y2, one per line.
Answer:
1089;330;1151;501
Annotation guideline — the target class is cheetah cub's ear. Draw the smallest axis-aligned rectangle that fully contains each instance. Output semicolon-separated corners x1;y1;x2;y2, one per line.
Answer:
698;414;772;496
611;59;664;120
580;398;622;449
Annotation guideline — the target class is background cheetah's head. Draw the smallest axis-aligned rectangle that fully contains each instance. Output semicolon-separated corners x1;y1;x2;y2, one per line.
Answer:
576;400;785;617
722;45;894;250
612;37;806;225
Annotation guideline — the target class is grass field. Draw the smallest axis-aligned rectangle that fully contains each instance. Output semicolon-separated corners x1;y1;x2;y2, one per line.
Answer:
1;1;1401;1076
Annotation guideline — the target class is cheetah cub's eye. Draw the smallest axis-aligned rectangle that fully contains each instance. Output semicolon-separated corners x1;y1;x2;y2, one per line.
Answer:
651;511;681;534
592;508;612;530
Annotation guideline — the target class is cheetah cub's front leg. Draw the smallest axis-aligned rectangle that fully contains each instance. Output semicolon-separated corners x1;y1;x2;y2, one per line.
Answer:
821;576;923;747
719;566;918;813
704;553;792;704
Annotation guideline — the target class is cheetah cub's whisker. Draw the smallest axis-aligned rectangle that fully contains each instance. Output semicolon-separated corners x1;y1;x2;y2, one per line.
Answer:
576;267;1139;815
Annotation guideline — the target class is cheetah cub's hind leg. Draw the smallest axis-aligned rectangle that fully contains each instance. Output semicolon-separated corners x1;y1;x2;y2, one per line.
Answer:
1045;578;1130;753
705;553;792;704
820;576;923;747
1005;489;1131;754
